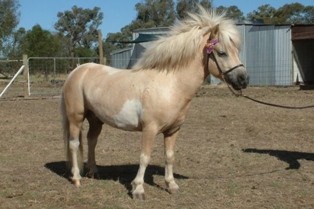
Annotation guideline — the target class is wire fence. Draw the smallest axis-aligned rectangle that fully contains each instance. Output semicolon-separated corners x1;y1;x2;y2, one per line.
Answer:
0;56;301;98
0;59;23;78
27;57;100;96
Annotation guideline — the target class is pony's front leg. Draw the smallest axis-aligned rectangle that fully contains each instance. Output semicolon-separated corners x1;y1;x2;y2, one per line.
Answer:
132;128;157;200
164;130;180;194
87;137;99;178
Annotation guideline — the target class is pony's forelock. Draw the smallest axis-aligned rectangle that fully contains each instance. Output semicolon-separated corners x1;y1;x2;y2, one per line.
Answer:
133;7;241;71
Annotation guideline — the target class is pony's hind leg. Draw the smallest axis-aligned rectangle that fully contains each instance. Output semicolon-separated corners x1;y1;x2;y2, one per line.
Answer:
86;112;103;178
163;130;180;194
68;116;84;187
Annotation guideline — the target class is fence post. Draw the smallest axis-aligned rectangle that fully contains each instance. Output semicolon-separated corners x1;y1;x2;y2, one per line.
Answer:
23;54;29;97
98;30;104;65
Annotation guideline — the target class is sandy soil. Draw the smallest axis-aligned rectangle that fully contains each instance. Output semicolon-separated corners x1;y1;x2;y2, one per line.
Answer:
1;85;314;208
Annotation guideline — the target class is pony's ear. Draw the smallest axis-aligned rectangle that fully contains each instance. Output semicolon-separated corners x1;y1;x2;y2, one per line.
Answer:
210;24;220;39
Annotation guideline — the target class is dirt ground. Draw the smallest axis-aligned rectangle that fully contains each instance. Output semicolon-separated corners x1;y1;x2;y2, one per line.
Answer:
1;84;314;209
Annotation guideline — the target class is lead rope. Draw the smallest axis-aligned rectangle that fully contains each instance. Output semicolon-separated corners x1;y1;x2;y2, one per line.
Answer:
224;81;314;109
241;92;314;109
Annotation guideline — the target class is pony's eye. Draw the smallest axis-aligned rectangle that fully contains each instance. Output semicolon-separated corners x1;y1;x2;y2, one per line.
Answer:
218;51;227;57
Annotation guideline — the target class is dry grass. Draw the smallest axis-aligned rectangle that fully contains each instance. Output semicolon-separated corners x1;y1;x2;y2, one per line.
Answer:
1;84;314;208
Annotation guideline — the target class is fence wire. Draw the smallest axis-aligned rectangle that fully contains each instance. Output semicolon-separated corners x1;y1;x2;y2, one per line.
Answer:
28;57;100;96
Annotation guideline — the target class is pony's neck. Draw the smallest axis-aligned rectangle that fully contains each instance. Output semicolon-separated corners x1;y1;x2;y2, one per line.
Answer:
176;51;208;97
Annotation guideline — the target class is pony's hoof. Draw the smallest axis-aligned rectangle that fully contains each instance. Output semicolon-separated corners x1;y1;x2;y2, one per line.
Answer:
88;172;100;179
93;172;100;179
73;179;81;187
166;182;179;194
133;193;146;200
167;188;179;194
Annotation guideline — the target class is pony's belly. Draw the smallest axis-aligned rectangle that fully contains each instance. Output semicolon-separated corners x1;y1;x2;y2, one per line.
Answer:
101;118;142;131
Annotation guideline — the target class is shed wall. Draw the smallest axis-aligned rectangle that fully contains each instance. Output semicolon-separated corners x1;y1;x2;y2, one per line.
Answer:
111;25;295;86
209;25;293;85
110;48;132;69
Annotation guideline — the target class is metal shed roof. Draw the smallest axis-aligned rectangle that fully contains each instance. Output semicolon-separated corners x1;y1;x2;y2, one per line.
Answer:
292;25;314;40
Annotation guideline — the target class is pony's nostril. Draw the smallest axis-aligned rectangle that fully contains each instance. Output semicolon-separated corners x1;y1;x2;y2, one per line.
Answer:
238;74;246;83
237;74;249;88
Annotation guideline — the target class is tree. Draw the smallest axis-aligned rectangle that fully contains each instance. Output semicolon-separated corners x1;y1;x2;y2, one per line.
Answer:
247;4;276;24
6;27;26;58
303;6;314;24
274;3;314;24
19;25;61;57
54;6;103;57
247;3;314;24
103;0;176;61
0;0;20;56
273;3;304;24
216;5;245;22
135;0;176;28
176;0;212;20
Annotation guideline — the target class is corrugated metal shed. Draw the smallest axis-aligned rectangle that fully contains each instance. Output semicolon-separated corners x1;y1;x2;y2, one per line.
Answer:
110;47;132;69
111;25;313;86
111;28;169;69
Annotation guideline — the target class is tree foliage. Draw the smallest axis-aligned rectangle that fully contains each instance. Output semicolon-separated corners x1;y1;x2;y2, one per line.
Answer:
0;0;20;54
304;6;314;24
247;4;276;23
0;0;20;40
19;25;61;57
176;0;212;19
247;3;314;24
6;27;25;58
135;0;176;28
277;3;314;24
107;0;176;44
216;5;245;22
54;6;103;57
104;0;176;60
3;1;314;59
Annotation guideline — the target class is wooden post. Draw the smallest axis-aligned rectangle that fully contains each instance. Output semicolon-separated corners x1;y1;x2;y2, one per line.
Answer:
23;54;29;97
98;30;104;65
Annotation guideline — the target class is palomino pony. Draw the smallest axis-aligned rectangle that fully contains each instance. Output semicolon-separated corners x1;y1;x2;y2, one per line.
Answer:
61;7;249;200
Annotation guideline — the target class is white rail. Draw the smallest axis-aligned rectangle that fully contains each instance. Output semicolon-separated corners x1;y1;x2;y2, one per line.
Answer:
0;65;25;98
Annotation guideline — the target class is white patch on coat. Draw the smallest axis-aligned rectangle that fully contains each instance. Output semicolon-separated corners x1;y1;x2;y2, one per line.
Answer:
114;99;144;130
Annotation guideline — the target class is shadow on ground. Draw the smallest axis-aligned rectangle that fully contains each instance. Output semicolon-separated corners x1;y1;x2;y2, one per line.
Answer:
45;161;188;195
243;148;314;169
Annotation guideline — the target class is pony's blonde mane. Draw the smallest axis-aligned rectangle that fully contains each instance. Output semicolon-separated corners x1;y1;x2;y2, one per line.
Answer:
133;7;241;71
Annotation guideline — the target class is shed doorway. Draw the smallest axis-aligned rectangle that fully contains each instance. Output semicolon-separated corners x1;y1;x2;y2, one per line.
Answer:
292;25;314;85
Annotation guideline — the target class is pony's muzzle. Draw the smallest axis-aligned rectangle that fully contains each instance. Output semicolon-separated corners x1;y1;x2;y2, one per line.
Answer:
237;73;249;89
225;70;249;90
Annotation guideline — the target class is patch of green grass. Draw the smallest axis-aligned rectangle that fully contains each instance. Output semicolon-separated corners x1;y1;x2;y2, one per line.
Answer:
226;182;240;195
269;182;285;189
0;190;10;197
102;206;124;209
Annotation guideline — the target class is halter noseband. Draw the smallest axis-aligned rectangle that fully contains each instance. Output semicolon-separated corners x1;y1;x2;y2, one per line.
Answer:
205;39;244;76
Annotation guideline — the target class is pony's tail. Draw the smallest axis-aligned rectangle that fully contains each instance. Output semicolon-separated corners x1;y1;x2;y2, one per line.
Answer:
61;92;84;175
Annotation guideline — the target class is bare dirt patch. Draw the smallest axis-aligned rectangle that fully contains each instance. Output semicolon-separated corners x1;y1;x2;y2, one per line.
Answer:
1;85;314;209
